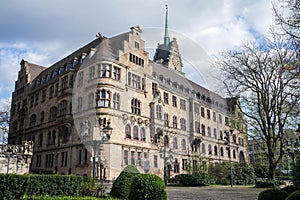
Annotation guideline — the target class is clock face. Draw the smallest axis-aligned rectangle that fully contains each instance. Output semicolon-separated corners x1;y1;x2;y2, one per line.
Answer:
172;57;180;66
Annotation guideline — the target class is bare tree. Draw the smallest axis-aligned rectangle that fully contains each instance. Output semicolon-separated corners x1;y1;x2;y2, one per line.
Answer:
274;0;300;40
215;34;300;179
0;100;10;145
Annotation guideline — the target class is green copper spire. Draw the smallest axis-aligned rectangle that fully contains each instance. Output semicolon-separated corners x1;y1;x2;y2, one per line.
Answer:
164;5;170;48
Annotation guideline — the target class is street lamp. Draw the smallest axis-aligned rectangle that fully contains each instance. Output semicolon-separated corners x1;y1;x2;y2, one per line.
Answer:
224;130;233;187
80;118;113;179
152;120;176;185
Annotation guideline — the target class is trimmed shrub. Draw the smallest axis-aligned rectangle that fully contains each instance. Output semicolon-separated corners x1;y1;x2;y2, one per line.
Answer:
0;174;94;199
129;174;166;200
172;173;214;186
255;179;280;188
110;165;139;199
286;190;300;200
257;188;288;200
281;185;297;194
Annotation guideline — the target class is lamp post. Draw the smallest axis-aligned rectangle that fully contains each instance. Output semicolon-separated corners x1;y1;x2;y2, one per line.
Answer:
80;119;113;179
152;120;176;185
224;130;233;187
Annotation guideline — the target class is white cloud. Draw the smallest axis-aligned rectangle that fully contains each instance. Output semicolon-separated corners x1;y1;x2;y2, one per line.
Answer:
0;0;276;97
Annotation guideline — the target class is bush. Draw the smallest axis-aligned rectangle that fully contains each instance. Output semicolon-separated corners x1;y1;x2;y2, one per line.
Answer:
0;174;94;199
281;185;297;194
23;196;100;200
172;173;214;186
232;162;255;185
286;190;300;200
208;162;230;185
110;165;139;199
129;174;166;200
255;179;280;188
257;188;288;200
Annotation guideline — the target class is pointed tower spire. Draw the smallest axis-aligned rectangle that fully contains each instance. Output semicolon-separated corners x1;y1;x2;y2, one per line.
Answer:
164;5;170;48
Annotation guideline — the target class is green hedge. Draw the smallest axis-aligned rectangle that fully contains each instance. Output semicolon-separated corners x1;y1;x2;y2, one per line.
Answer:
129;174;166;200
0;174;94;199
170;173;214;186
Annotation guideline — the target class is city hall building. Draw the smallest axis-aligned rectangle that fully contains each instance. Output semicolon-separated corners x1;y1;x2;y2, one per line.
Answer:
8;11;248;181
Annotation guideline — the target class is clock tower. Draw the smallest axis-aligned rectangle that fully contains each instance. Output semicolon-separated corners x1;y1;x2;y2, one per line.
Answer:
153;5;184;75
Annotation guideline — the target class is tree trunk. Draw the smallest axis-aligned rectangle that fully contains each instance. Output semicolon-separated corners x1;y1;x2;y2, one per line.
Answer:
268;159;276;180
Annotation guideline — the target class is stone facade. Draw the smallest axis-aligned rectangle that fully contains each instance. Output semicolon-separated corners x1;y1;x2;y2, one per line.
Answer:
9;24;248;181
0;141;33;174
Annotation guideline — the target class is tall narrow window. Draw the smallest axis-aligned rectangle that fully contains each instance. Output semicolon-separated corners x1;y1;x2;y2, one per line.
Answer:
89;66;95;80
164;113;169;127
125;124;131;139
131;99;141;115
173;137;178;149
156;105;162;119
172;96;177;107
140;127;146;141
163;92;169;104
154;155;158;168
133;126;139;140
207;109;211;119
181;139;186;151
180;118;186;131
131;151;135;165
124;150;128;165
152;83;158;94
88;93;94;108
172;116;177;128
113;93;120;110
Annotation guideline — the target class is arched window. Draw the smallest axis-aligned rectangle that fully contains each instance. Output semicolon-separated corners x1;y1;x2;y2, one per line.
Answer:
156;105;162;119
202;143;206;154
233;149;236;159
29;114;37;127
181;139;186;151
97;89;111;107
172;115;177;128
173;137;178;149
59;100;68;115
239;151;245;162
208;144;212;155
125;124;131;139
213;128;217;138
221;147;224;157
133;126;139;140
49;106;58;121
140;127;146;141
214;145;218;155
131;98;141;115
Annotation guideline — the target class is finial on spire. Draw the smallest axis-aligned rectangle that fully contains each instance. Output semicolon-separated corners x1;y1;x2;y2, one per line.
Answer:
164;4;170;48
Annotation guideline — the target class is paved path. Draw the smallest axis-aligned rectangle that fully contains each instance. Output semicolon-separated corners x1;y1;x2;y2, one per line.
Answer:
166;186;265;200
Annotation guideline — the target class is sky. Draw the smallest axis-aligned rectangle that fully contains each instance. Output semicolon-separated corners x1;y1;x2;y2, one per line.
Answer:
0;0;276;107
